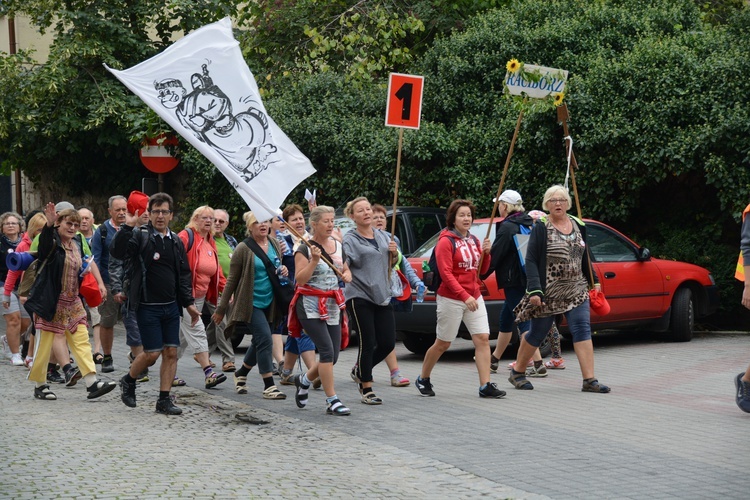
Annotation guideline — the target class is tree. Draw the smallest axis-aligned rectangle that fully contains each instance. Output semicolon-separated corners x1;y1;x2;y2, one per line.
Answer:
0;0;239;197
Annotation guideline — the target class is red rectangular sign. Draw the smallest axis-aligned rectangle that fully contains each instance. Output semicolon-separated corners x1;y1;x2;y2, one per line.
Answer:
385;73;424;129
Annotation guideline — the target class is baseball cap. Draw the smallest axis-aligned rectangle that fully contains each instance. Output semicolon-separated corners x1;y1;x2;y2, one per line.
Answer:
493;190;523;205
55;201;75;212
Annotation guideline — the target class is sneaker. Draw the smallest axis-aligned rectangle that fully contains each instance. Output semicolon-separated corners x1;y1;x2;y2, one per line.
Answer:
526;364;548;378
47;369;65;384
205;372;227;389
10;353;24;366
490;355;501;373
86;380;116;399
101;355;114;373
24;356;33;369
415;376;435;397
279;372;295;386
734;373;750;413
155;397;183;415
544;357;566;370
479;382;507;399
64;366;82;387
1;335;10;359
272;361;283;376
119;375;137;408
136;368;149;383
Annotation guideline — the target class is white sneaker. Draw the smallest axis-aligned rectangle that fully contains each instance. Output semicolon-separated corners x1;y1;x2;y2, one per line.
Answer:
10;353;24;366
1;335;10;359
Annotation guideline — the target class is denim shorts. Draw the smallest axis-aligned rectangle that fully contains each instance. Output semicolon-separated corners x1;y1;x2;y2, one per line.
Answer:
284;332;315;355
525;300;592;347
136;302;181;352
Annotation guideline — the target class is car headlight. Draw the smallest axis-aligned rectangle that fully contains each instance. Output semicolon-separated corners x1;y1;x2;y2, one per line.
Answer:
708;273;715;285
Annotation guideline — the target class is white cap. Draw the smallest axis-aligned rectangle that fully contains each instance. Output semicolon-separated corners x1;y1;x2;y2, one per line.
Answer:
493;189;523;205
55;201;75;212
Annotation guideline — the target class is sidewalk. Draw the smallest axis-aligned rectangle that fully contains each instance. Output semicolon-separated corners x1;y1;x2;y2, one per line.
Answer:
2;320;749;498
0;321;543;499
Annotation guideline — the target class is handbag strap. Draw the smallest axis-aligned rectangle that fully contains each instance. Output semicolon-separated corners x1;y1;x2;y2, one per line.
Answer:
244;237;283;289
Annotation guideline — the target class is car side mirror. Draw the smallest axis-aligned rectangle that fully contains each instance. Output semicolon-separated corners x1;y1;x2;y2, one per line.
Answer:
637;247;651;261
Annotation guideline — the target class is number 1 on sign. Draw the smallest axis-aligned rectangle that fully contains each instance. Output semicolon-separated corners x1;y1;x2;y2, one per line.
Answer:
395;83;413;120
385;73;424;130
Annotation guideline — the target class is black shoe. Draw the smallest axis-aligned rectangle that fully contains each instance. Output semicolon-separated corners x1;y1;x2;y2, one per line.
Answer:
87;380;116;399
415;376;435;397
64;366;82;387
155;397;183;415
47;369;65;384
119;375;137;407
101;355;114;373
490;354;500;373
479;382;506;399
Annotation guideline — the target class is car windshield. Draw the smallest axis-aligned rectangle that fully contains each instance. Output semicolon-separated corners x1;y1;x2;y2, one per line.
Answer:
410;221;497;258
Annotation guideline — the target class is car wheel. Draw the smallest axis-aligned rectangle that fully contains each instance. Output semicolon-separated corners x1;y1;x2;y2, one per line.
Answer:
667;287;694;342
401;332;436;355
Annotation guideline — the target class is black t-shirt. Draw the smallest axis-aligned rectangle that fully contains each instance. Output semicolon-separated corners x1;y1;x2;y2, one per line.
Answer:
143;233;177;304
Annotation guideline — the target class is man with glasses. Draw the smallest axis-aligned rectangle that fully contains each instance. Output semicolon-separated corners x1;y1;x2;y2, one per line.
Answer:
91;195;129;372
112;192;200;415
205;209;238;372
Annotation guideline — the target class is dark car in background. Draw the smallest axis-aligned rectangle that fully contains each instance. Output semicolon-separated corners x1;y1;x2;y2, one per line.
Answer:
395;218;720;354
334;206;445;256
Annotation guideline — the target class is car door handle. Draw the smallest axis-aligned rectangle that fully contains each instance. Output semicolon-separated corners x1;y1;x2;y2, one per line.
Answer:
604;272;616;279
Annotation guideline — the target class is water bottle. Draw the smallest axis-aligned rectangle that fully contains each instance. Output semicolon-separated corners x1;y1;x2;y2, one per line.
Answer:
416;284;426;303
274;256;289;285
79;255;93;277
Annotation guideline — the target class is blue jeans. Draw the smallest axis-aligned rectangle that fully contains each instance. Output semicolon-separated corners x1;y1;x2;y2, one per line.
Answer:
136;302;181;352
500;286;530;334
241;307;274;374
525;300;591;347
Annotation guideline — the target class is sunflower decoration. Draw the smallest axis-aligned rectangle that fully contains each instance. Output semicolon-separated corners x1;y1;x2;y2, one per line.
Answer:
553;92;565;106
506;58;521;73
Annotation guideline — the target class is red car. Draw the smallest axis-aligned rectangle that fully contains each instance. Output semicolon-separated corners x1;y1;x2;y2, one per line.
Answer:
395;218;719;354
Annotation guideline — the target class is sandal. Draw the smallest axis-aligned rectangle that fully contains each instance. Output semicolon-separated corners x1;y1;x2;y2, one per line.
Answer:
582;378;611;393
508;370;534;390
294;375;309;408
234;375;248;394
172;376;187;387
222;361;236;372
360;392;383;405
350;366;361;384
390;371;410;387
326;398;351;416
263;385;287;400
93;352;104;364
34;384;57;400
312;377;322;390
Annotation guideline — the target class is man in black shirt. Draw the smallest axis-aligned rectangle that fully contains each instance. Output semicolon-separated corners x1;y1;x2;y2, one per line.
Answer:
110;193;200;415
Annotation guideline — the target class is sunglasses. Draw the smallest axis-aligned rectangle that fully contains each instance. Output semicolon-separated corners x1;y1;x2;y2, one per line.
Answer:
214;219;227;224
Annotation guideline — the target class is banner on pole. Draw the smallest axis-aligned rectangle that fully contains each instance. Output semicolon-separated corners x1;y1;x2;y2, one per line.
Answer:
105;18;315;222
504;63;568;100
385;73;424;129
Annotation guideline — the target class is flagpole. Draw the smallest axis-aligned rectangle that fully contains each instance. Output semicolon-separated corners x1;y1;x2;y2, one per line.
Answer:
279;216;345;279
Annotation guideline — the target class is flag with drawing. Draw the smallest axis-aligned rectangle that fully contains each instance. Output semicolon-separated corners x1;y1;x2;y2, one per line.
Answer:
105;17;315;222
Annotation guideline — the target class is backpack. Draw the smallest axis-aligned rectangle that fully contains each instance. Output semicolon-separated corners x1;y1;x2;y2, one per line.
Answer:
185;227;195;252
424;236;457;293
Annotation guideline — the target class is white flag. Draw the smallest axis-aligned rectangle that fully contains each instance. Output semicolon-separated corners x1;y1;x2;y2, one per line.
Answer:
105;17;315;222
